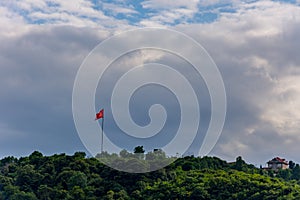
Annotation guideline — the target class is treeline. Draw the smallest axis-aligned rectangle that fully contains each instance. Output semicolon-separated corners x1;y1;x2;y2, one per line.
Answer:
95;147;176;173
1;151;300;199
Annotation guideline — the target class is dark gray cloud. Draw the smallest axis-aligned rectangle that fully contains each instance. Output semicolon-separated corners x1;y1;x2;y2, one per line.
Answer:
0;1;300;167
0;26;108;157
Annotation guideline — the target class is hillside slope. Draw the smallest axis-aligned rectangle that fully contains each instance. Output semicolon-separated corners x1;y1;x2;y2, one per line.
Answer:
0;151;300;199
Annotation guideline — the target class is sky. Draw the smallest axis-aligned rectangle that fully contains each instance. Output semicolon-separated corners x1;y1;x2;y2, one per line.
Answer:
1;0;300;166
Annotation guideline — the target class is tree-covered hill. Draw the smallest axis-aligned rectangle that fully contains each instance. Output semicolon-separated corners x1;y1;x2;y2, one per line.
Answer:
1;151;300;199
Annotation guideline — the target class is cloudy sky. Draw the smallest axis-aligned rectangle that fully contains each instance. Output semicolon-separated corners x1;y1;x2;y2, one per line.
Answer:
1;0;300;166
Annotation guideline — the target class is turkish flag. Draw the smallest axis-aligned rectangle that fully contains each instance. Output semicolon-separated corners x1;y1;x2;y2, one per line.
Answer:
95;109;104;120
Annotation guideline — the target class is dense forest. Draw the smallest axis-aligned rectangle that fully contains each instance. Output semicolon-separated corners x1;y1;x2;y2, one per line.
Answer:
1;150;300;199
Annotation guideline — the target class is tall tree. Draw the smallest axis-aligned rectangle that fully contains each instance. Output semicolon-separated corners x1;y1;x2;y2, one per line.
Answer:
134;146;145;154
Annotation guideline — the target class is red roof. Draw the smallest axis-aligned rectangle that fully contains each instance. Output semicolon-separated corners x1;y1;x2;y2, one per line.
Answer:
267;157;288;165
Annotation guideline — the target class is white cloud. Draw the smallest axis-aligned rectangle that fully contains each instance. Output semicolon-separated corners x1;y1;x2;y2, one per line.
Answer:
261;75;300;137
28;11;102;27
175;0;300;163
0;0;128;29
140;0;200;25
15;0;48;11
0;6;29;37
139;19;166;27
102;2;138;15
47;0;106;19
141;0;199;10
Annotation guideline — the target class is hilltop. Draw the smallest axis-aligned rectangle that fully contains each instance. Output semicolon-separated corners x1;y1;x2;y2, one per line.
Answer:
1;151;300;199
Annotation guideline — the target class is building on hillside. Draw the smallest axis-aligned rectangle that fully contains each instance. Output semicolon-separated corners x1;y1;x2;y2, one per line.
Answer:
264;157;289;171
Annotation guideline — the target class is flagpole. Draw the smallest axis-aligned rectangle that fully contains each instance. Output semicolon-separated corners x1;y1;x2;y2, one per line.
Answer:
101;116;104;153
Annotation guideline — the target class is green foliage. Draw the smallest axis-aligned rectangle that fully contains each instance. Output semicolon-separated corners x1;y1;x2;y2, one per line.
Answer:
0;151;300;199
292;164;300;180
277;169;292;180
96;148;175;173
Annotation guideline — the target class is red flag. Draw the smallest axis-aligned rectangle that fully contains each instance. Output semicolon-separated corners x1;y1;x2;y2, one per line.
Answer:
95;109;104;120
